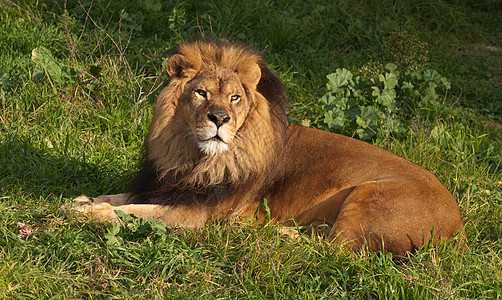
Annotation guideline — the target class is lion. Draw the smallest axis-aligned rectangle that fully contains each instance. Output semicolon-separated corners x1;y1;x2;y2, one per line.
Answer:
72;40;465;256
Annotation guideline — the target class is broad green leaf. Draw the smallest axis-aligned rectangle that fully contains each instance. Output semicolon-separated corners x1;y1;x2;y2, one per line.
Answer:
326;68;353;91
379;72;398;89
31;46;72;84
424;82;439;101
324;110;345;128
346;106;361;120
441;77;451;90
115;210;133;222
423;69;442;83
385;63;398;74
356;127;375;141
401;81;414;90
371;86;380;97
407;71;422;81
378;88;396;107
359;106;379;126
320;94;337;106
109;223;121;235
153;222;169;235
104;233;120;246
356;115;367;127
335;97;350;110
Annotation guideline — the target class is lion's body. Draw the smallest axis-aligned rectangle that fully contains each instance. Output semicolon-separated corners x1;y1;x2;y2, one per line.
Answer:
73;41;464;256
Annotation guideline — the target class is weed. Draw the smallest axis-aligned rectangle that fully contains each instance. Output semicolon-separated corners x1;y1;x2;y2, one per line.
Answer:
318;63;451;140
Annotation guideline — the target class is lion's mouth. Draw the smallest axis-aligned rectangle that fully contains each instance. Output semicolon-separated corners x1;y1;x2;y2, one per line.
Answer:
207;135;224;142
198;135;229;156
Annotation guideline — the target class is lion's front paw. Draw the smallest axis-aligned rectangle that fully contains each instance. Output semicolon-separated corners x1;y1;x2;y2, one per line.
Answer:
60;195;92;212
73;195;94;206
66;195;119;222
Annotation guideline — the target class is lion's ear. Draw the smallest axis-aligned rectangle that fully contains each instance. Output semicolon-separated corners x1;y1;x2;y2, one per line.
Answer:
237;63;261;89
166;54;201;78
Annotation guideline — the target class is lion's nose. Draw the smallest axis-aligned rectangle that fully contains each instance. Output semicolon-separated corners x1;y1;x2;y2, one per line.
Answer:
208;109;231;127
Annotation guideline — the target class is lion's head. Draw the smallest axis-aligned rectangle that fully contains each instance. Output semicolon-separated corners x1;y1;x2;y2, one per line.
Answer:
143;41;289;189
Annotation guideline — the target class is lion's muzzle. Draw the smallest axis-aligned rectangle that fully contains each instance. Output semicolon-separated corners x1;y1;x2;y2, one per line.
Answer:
193;106;234;156
207;107;231;128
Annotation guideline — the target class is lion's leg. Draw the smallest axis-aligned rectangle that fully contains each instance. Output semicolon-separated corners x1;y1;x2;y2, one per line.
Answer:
327;184;383;253
73;202;165;223
71;195;212;228
73;193;130;206
328;180;463;256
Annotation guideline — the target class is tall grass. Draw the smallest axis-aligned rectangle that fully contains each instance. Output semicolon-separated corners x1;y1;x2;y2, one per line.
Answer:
1;0;501;298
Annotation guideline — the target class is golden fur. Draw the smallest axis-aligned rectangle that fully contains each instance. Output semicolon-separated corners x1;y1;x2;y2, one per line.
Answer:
144;42;285;188
72;41;465;257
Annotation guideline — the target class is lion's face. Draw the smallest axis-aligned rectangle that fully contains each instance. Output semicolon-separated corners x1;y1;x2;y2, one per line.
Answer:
145;42;282;186
179;68;252;156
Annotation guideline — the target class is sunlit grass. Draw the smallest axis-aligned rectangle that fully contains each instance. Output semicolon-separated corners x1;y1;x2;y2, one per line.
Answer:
1;0;501;298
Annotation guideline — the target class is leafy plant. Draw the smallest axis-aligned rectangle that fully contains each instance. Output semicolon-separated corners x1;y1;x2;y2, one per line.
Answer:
104;210;170;246
31;46;79;87
319;63;451;140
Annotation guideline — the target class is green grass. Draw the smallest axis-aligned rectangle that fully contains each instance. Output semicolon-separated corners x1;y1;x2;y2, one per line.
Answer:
1;0;502;298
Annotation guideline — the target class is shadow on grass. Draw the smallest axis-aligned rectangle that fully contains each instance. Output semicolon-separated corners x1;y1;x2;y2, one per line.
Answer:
0;132;133;206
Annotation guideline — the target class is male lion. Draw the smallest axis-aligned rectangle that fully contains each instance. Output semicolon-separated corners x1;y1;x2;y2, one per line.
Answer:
73;40;465;256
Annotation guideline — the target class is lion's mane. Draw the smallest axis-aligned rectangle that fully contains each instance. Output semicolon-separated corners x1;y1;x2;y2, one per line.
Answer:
127;40;290;206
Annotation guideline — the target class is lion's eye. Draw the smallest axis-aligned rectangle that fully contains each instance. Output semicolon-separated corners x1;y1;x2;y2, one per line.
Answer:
195;89;207;98
230;94;241;103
